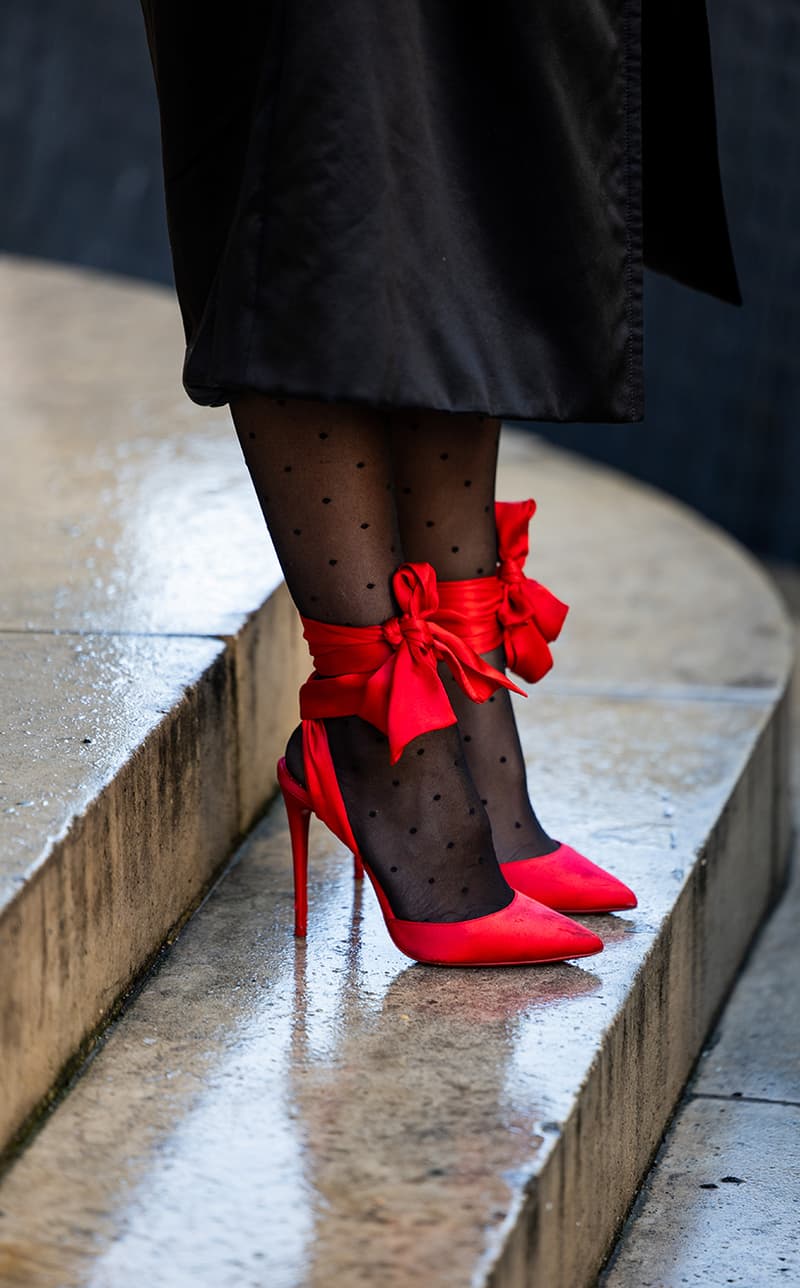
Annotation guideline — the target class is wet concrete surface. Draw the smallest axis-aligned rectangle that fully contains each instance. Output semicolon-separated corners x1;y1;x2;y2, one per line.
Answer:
0;631;238;1149
0;688;785;1288
604;1096;800;1287
495;435;792;697
0;257;310;834
0;256;282;635
0;632;229;894
0;257;794;1285
694;861;800;1107
0;257;307;1152
603;605;799;1288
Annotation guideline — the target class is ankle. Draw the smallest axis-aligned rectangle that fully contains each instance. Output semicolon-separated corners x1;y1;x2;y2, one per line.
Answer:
285;725;305;787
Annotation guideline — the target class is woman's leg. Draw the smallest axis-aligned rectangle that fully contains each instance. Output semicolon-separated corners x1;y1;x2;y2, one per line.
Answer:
389;410;558;863
229;393;513;921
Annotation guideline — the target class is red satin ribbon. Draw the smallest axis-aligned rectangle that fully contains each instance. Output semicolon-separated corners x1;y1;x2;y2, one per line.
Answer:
495;498;569;681
299;562;524;764
435;499;569;684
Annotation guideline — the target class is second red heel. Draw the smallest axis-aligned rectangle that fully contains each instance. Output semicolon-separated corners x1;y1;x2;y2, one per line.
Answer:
278;759;312;937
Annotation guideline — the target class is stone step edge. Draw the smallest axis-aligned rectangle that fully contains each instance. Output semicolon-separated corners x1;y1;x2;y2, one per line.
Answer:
4;650;789;1287
0;831;234;1174
0;583;308;1159
1;560;793;1283
1;641;792;1287
485;681;794;1288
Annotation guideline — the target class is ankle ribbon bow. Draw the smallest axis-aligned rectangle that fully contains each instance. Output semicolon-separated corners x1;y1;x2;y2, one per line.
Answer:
433;500;569;683
493;499;569;682
299;562;523;764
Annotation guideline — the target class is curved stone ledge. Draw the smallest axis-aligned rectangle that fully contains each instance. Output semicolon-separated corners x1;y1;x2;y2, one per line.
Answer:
0;258;794;1287
0;257;309;1152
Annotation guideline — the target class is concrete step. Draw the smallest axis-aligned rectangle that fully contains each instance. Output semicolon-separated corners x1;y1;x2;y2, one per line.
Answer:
0;256;309;1154
602;866;800;1288
0;253;794;1286
601;591;800;1288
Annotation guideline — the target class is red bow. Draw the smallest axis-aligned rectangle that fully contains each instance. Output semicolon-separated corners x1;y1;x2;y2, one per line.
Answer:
299;562;523;764
494;499;569;682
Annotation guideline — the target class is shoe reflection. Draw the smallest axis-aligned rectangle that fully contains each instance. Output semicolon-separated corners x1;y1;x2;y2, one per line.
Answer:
286;886;602;1285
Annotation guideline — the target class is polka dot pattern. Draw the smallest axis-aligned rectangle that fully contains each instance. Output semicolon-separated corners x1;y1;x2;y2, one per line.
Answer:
231;396;529;919
322;717;513;922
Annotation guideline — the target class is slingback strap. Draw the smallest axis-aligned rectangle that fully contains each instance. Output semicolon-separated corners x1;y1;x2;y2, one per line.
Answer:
298;561;524;764
435;499;569;683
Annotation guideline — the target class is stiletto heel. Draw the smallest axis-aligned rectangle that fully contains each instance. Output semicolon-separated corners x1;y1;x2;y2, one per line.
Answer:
278;561;604;965
278;759;312;936
277;739;602;965
434;499;638;914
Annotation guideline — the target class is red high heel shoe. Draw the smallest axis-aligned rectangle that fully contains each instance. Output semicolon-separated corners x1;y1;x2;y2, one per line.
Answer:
278;561;604;966
434;499;637;915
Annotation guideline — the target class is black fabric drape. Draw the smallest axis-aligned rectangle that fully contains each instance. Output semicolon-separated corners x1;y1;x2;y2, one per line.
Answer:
141;0;740;423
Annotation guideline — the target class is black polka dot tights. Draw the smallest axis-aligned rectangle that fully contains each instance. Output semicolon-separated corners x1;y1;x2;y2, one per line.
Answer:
229;394;552;923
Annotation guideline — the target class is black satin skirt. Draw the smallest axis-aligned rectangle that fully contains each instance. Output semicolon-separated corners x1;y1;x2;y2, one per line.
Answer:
140;0;741;423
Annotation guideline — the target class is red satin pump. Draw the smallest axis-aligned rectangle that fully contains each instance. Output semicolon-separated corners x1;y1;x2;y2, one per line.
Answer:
434;500;638;915
278;561;604;966
492;842;636;915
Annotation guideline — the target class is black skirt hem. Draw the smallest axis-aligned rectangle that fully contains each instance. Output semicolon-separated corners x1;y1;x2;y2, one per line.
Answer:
183;372;646;425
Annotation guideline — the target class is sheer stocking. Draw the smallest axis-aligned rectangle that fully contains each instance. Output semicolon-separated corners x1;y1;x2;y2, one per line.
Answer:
389;409;558;862
229;394;512;921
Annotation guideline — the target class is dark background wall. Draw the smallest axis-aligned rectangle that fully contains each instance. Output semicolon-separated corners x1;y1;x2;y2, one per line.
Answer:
1;0;167;282
534;1;800;561
2;0;798;558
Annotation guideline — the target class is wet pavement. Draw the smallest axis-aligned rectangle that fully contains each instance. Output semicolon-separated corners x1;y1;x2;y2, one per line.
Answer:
603;584;799;1288
0;257;794;1286
0;257;308;1149
0;679;789;1287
